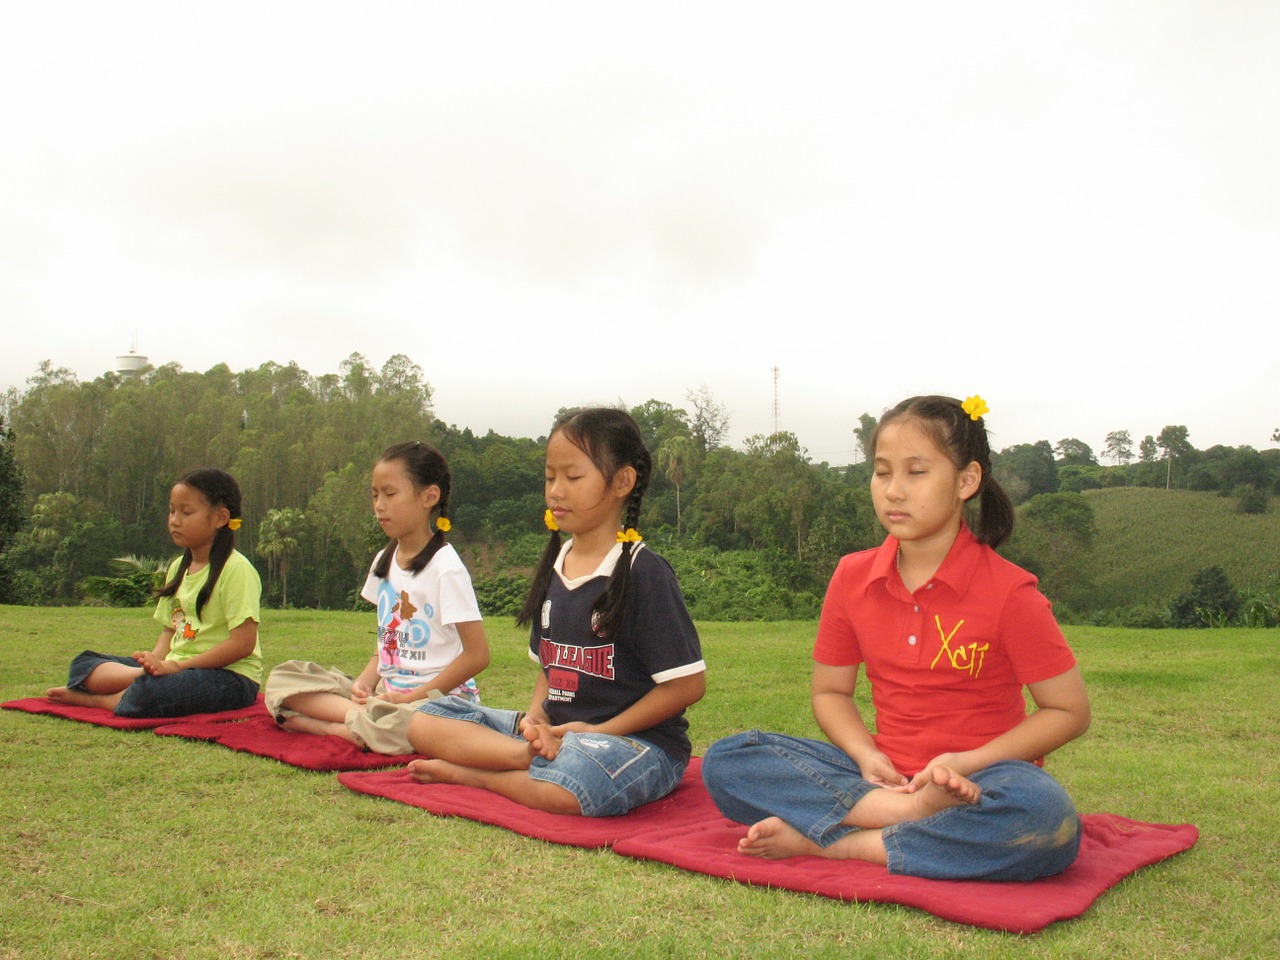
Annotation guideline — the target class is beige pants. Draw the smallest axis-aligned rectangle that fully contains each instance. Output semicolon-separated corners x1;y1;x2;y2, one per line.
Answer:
264;659;446;755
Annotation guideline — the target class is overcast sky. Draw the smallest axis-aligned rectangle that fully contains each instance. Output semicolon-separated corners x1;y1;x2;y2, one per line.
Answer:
2;2;1276;464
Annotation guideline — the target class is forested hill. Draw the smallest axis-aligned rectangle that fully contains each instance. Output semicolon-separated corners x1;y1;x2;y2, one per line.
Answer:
1;356;1277;626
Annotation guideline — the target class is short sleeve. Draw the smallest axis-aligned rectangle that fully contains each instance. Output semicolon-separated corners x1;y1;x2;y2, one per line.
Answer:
435;563;483;625
628;551;703;681
217;554;262;630
813;557;864;667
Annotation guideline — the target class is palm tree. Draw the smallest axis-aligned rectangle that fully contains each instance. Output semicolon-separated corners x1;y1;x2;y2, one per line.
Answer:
256;508;304;607
656;436;697;539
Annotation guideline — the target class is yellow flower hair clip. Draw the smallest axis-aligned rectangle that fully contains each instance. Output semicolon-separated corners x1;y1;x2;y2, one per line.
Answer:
544;508;559;532
436;517;452;533
227;518;242;531
961;395;989;421
616;528;643;544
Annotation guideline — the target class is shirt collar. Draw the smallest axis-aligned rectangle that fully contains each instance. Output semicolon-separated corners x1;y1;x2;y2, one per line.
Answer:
553;539;646;588
865;523;981;599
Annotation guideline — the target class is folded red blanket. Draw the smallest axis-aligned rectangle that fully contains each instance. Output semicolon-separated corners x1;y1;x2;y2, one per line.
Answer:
337;757;720;848
337;757;1198;932
1;695;268;729
153;714;420;771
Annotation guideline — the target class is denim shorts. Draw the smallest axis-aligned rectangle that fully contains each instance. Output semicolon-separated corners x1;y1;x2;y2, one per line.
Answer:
703;729;1081;881
67;649;259;719
417;696;686;817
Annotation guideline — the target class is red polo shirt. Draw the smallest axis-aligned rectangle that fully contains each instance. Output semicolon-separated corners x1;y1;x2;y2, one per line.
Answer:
813;525;1076;777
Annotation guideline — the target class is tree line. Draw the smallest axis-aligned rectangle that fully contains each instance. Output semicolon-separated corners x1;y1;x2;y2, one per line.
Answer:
1;356;1277;624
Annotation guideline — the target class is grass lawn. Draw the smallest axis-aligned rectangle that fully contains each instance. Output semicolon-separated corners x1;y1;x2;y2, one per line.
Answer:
1;606;1276;959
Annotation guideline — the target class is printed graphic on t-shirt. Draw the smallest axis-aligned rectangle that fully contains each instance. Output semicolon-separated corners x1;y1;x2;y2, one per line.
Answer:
928;615;989;679
540;638;615;702
375;582;434;669
169;605;196;641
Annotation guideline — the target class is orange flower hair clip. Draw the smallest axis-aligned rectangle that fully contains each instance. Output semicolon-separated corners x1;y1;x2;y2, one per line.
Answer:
616;528;643;544
961;395;989;421
436;517;452;533
227;518;243;531
544;509;559;532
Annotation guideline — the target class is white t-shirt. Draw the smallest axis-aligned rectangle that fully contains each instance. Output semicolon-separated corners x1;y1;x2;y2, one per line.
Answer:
360;543;483;693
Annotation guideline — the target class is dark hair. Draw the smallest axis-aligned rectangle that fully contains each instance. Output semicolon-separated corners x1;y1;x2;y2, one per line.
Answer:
872;395;1015;548
516;407;652;638
156;467;243;617
370;440;453;579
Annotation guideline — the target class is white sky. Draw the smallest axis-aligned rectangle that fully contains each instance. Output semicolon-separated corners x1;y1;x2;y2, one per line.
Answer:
2;2;1277;465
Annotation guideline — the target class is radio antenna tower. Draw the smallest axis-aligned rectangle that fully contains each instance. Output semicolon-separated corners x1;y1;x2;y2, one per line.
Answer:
771;365;780;435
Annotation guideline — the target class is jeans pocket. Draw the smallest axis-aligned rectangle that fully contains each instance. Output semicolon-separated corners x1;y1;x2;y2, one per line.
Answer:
564;733;650;780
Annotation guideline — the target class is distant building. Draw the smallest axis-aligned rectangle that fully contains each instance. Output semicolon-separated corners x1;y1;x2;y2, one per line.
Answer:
115;349;149;378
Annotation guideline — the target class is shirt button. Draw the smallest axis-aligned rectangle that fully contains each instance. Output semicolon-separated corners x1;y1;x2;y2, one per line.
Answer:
908;635;917;645
925;583;934;590
913;605;919;613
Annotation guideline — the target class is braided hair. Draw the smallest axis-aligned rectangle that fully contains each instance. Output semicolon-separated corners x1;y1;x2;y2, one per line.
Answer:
370;440;454;578
872;395;1015;548
516;407;652;639
156;467;243;618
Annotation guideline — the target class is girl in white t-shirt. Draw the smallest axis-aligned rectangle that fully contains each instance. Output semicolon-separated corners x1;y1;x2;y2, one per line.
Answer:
265;441;489;754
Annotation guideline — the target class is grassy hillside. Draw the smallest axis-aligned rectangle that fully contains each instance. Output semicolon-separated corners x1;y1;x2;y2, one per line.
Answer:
1077;487;1280;610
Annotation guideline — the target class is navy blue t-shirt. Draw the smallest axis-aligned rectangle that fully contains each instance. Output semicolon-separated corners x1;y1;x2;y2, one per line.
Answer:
528;543;704;762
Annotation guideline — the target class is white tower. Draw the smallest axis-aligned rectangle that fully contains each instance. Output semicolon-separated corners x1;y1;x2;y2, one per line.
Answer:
115;337;149;377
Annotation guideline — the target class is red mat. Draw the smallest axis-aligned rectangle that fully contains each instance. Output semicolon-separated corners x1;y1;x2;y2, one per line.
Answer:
338;758;1198;932
337;757;718;848
1;695;268;729
153;714;420;771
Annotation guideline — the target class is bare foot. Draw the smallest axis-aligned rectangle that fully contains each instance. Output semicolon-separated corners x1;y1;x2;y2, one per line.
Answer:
738;817;825;859
44;686;120;710
521;719;563;760
911;764;981;817
407;758;468;785
278;714;354;741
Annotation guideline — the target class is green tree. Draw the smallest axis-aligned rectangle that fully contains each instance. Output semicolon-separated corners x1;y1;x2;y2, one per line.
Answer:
994;442;1057;504
0;416;27;603
9;492;123;603
853;413;878;464
1157;425;1192;490
1103;430;1133;466
0;417;24;551
257;507;305;607
1170;566;1240;628
1054;438;1096;466
628;400;691;451
656;435;699;539
1138;435;1158;463
1006;492;1096;613
685;385;730;452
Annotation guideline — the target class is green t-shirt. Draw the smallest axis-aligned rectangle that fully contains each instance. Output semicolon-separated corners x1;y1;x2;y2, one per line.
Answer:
153;549;263;683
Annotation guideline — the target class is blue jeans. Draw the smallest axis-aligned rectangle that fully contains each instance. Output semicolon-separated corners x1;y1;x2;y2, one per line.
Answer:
702;730;1081;881
67;650;259;719
417;697;687;817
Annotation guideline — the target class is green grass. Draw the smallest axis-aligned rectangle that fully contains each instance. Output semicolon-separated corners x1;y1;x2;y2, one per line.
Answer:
2;607;1277;959
1084;487;1280;608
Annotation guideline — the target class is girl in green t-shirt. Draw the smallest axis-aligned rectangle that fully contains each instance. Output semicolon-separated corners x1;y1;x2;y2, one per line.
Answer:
46;468;263;717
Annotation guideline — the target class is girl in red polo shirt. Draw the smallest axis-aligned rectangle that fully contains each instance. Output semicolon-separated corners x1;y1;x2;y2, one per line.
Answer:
703;394;1091;881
